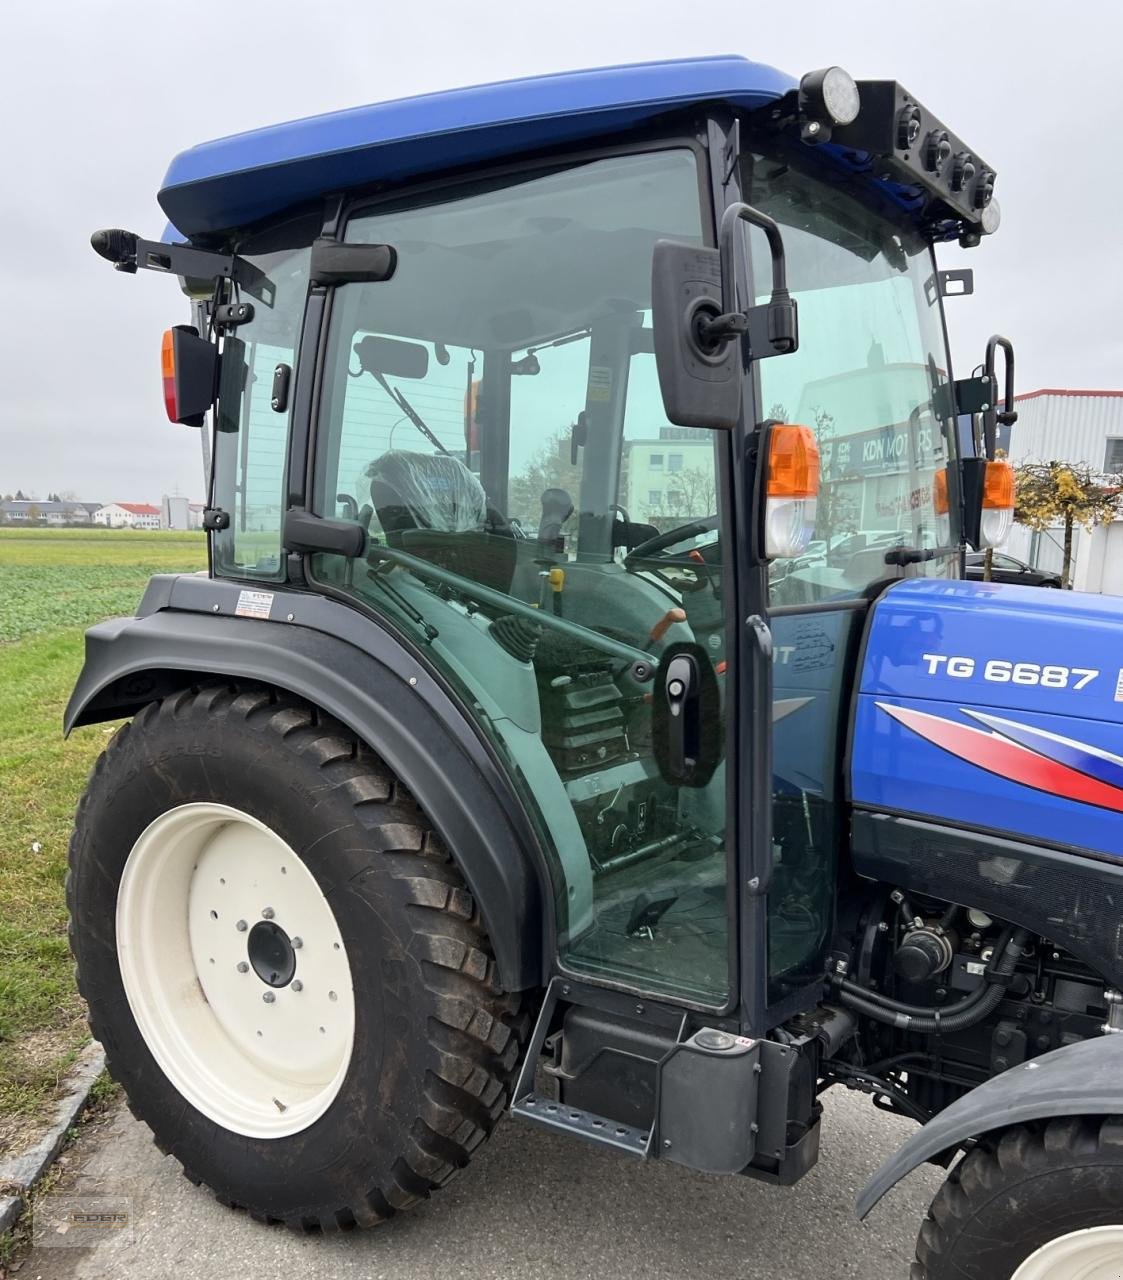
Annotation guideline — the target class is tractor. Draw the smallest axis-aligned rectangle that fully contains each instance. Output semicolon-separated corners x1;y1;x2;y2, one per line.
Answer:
75;56;1123;1278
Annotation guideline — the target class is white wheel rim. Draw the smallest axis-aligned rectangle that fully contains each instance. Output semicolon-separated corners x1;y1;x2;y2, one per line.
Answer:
1012;1226;1123;1279
116;803;355;1139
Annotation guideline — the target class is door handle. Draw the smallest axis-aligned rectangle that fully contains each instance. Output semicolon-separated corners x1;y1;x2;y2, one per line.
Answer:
283;509;366;557
664;653;700;781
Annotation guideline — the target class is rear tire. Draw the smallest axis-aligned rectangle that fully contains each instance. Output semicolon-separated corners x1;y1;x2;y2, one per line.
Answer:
68;682;529;1230
912;1117;1123;1279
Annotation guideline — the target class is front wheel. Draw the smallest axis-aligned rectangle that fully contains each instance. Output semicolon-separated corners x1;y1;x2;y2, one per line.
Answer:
68;683;528;1230
913;1117;1123;1279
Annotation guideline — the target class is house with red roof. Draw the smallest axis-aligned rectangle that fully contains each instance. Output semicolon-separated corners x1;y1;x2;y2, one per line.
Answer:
94;502;162;530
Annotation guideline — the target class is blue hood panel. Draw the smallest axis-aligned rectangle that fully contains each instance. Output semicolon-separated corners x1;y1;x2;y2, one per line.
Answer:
852;579;1123;860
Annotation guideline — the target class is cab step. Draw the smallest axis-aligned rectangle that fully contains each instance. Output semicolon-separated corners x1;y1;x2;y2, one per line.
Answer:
509;977;677;1158
510;1091;652;1155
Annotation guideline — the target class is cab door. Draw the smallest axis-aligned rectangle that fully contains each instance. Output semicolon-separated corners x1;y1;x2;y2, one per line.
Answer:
307;145;740;1010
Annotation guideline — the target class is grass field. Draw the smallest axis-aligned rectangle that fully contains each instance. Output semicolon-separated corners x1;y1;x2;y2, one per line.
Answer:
0;528;206;1153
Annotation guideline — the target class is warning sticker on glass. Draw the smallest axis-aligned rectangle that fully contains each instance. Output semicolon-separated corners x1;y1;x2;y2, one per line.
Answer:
1115;669;1123;702
586;366;613;403
235;589;274;620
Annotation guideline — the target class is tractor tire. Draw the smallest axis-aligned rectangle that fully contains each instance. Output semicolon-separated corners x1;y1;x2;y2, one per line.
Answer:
67;682;529;1231
912;1117;1123;1279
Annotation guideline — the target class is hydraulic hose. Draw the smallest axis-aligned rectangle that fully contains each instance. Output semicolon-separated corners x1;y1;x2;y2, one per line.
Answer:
840;927;1014;1019
834;928;1030;1035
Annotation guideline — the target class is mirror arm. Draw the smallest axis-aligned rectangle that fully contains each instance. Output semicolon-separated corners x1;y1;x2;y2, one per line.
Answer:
90;228;272;299
982;335;1017;459
698;203;798;356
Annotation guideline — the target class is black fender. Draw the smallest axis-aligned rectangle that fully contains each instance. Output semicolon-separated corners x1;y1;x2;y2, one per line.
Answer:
857;1034;1123;1219
65;573;548;992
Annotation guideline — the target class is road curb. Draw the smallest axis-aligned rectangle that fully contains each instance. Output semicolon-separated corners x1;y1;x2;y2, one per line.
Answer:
0;1040;105;1235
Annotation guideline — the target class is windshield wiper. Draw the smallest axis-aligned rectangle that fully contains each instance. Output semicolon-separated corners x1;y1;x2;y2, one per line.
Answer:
366;369;449;455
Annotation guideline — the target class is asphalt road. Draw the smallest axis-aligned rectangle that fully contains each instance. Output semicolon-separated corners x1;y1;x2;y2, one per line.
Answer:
19;1088;943;1280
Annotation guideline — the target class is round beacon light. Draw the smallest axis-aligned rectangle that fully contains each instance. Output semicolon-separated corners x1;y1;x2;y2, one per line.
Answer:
924;130;952;173
896;104;922;151
951;152;977;193
799;66;861;127
974;169;996;209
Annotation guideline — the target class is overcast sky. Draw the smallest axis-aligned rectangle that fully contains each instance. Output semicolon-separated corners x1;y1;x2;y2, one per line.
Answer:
2;0;1120;503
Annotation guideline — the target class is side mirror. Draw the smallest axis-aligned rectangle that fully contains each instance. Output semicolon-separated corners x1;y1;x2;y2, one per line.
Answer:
160;325;217;427
959;334;1017;549
651;202;799;430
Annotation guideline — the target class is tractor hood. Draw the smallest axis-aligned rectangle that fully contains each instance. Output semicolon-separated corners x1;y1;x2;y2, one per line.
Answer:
852;578;1123;861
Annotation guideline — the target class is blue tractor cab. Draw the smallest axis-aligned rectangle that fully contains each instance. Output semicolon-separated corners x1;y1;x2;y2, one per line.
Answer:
74;57;1123;1278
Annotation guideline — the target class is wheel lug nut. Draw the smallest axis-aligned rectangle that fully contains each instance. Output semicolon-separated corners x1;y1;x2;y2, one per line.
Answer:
235;919;248;932
263;991;276;1004
291;936;303;949
291;980;303;992
236;961;249;974
262;907;275;920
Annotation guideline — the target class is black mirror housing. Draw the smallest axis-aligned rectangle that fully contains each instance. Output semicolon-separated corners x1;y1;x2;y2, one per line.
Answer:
651;242;741;430
651;203;798;432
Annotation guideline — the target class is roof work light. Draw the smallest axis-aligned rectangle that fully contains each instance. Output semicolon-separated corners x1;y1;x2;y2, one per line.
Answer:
798;66;861;142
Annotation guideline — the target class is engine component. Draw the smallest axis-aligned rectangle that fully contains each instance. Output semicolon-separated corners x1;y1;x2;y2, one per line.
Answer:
895;925;956;983
834;928;1031;1034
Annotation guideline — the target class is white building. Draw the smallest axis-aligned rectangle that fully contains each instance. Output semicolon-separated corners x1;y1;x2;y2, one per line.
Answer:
1002;389;1123;593
622;428;716;524
0;500;97;525
95;502;162;530
161;496;206;531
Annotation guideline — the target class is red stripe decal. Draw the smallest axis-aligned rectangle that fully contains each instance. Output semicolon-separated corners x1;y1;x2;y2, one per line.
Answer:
879;703;1123;815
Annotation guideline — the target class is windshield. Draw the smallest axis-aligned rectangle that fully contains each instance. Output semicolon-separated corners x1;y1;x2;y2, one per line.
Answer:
745;155;957;606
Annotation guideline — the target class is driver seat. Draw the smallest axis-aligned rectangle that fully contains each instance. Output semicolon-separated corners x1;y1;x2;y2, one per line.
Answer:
368;450;516;594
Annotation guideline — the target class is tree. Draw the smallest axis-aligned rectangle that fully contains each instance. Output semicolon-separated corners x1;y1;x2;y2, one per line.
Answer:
1013;460;1122;589
506;426;584;531
644;464;716;523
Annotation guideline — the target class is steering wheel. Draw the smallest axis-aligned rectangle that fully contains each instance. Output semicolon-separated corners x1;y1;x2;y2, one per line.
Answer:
624;515;719;572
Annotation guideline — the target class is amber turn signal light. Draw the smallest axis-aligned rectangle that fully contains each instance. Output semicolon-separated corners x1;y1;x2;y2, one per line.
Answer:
765;425;821;558
766;425;821;499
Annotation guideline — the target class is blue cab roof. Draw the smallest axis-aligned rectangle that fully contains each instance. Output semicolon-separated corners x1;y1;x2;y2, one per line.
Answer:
158;56;794;239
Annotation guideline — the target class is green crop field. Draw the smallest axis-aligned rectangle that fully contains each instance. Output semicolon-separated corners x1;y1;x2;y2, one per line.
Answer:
0;529;206;1152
